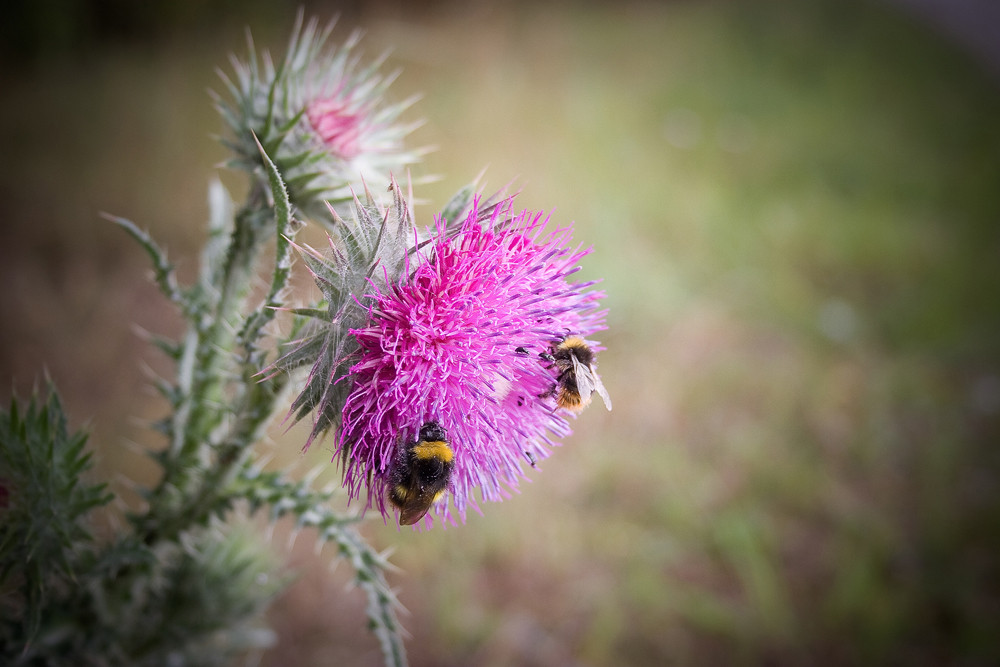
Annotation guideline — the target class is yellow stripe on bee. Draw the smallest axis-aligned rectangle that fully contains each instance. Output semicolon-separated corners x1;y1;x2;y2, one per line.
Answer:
560;336;588;350
412;440;454;462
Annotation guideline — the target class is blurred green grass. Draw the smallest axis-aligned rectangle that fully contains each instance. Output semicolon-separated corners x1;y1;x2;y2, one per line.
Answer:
2;0;999;665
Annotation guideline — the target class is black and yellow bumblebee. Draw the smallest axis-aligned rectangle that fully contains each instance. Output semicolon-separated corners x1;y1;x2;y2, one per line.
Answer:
388;421;454;525
544;336;612;412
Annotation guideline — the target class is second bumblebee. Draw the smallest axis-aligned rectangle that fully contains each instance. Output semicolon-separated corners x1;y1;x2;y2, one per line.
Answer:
546;336;612;412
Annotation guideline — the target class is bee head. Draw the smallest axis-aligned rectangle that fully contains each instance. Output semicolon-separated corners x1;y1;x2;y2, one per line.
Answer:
556;336;594;366
419;421;447;443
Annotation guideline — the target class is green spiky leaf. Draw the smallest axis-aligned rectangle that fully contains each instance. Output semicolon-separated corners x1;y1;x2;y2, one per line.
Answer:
0;384;112;641
234;465;407;667
105;214;190;314
238;137;299;352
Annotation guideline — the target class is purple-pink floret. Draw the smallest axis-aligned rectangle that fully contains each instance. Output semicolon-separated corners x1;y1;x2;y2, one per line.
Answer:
306;95;364;159
339;196;607;526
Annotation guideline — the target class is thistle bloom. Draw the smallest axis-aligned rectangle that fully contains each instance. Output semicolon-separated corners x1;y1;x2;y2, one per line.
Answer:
214;14;424;219
338;197;608;526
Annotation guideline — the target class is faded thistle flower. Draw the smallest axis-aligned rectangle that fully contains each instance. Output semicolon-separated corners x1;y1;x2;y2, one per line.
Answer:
213;13;425;219
276;185;610;528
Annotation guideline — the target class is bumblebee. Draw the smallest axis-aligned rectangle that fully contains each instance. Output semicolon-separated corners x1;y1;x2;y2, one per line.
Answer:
388;421;454;526
547;336;612;412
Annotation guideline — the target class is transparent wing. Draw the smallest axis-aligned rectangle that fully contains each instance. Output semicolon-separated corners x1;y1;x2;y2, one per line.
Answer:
591;370;612;411
571;356;612;411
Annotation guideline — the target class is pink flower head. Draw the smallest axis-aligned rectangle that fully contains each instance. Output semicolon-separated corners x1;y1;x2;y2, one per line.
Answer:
216;15;424;217
307;95;364;159
339;196;609;527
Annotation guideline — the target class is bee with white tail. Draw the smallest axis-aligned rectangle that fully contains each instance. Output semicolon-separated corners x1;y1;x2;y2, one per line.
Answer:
543;336;612;412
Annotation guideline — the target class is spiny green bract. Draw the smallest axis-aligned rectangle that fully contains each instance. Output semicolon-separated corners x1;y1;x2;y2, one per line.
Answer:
271;179;420;449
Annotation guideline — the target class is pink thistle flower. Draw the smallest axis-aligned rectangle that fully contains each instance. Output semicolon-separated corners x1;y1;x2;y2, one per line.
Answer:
214;13;425;218
339;196;609;527
306;96;365;159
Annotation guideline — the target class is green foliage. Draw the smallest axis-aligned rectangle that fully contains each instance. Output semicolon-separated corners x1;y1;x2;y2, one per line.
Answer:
2;16;416;666
0;386;112;643
0;388;281;665
236;466;406;664
114;140;406;665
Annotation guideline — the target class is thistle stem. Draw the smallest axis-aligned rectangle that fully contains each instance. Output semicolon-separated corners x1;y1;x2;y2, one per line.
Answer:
135;180;279;545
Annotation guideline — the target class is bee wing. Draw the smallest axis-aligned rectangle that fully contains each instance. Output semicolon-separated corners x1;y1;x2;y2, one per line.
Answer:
592;371;612;411
397;493;435;526
571;356;613;411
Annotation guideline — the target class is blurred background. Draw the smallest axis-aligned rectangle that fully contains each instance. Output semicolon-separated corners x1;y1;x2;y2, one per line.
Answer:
2;0;999;665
